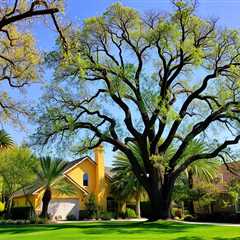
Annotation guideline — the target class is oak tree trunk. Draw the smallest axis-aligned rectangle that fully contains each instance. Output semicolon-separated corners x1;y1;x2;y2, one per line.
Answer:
147;177;174;221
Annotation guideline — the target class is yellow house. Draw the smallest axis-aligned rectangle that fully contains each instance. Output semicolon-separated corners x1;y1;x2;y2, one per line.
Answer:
12;145;115;220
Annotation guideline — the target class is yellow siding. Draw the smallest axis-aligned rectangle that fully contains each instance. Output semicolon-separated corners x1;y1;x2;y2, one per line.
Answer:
13;195;35;208
66;159;96;193
12;149;112;213
34;178;89;211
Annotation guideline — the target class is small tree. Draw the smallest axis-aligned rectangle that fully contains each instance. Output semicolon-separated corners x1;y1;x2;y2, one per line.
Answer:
84;193;98;218
193;182;220;214
111;143;145;218
33;157;67;218
0;146;38;212
179;140;219;214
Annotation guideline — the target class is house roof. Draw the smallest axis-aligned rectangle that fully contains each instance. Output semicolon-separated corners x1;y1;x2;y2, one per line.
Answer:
12;183;43;198
205;161;240;192
105;166;113;178
219;161;240;181
12;156;112;198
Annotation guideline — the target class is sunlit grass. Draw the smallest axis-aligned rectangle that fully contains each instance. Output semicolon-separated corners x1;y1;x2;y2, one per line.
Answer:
0;221;240;240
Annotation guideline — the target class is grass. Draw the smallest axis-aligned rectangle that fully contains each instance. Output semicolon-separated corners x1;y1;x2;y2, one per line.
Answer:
0;221;240;240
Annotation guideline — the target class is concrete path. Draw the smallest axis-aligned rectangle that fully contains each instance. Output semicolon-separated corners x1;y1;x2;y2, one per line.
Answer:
57;218;148;224
175;220;240;227
57;219;240;226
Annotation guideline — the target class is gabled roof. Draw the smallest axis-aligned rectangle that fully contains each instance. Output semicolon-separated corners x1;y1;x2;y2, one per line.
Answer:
12;183;43;198
12;156;112;198
105;166;113;179
63;156;96;174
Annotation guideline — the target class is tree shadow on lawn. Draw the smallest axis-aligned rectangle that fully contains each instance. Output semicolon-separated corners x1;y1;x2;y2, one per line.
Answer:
0;221;212;236
1;221;240;239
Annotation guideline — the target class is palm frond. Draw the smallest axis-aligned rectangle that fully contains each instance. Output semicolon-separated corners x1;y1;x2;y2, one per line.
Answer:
0;130;13;149
111;143;144;200
34;156;67;187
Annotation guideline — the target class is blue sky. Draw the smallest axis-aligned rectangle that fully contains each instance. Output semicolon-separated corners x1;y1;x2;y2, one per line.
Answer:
5;0;240;165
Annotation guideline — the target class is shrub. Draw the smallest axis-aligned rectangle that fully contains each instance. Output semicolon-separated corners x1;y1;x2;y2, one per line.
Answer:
37;217;49;224
100;211;113;220
79;210;91;220
125;208;137;218
195;213;240;223
0;202;5;213
66;214;77;221
10;207;33;220
84;193;98;218
172;208;183;219
116;211;126;219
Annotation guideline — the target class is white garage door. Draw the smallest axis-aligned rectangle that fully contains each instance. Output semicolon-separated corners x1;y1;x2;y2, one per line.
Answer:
48;199;80;220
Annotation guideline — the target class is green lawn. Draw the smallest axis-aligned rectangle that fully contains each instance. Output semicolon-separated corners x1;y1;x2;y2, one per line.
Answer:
0;221;240;240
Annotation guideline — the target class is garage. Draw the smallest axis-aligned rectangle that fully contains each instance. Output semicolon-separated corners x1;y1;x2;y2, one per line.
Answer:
48;199;80;220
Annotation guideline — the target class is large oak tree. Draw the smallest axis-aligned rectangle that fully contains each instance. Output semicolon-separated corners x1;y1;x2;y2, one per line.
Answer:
34;1;240;220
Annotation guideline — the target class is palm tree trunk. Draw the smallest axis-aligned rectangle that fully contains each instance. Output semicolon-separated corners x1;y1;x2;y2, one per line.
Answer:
188;169;195;215
135;192;141;219
40;187;51;218
6;195;12;218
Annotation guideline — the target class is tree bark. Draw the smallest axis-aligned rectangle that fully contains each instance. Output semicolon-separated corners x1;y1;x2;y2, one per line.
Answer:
147;177;174;221
40;187;51;219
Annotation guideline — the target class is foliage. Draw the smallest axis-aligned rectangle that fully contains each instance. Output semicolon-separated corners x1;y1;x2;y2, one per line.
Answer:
0;146;38;198
66;214;77;221
0;130;13;150
51;178;77;196
33;1;240;219
84;193;98;218
192;181;221;210
10;207;32;220
0;202;4;212
173;140;219;213
33;156;67;218
125;208;137;218
228;179;240;203
111;143;146;218
172;208;183;219
34;157;67;188
111;143;145;201
180;140;219;182
79;210;91;220
99;211;113;220
0;0;66;125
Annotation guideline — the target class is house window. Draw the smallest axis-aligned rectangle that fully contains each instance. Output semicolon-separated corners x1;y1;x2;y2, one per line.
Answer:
83;173;89;186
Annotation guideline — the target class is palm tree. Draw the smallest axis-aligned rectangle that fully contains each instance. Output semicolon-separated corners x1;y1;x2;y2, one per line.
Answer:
179;140;219;214
111;143;145;218
34;156;67;218
0;130;13;149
